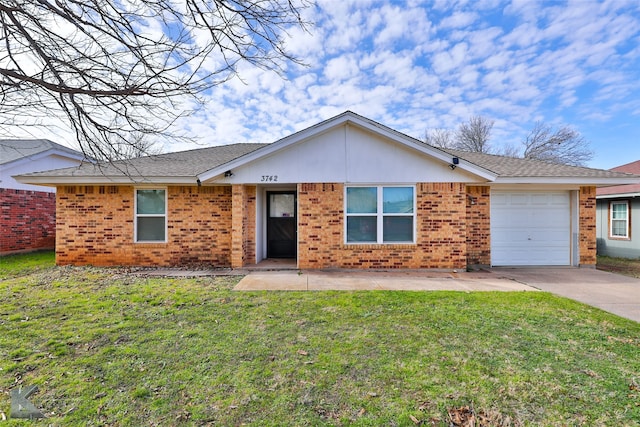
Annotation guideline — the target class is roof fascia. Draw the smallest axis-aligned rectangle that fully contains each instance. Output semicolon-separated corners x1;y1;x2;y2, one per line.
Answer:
198;112;498;182
14;175;197;186
494;176;640;186
596;193;640;199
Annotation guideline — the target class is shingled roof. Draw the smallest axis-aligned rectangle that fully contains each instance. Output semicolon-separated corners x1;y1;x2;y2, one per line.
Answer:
13;112;638;186
1;139;84;165
597;160;640;197
17;143;267;183
444;149;633;179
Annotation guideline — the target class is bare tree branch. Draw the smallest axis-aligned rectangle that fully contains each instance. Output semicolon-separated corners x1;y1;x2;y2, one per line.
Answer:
0;0;310;161
522;121;593;166
424;128;455;148
455;115;494;153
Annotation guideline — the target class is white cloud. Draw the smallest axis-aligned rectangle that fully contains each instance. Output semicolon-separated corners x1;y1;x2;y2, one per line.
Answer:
324;55;361;82
7;0;639;169
438;11;477;29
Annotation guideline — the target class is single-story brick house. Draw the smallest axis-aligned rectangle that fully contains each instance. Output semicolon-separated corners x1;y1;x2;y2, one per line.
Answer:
596;160;640;259
1;139;86;254
15;112;640;269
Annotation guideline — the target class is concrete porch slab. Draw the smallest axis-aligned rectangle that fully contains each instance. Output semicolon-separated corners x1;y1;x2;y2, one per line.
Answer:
233;270;537;292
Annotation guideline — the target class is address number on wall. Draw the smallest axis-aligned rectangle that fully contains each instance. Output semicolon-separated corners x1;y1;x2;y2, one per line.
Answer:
261;175;278;182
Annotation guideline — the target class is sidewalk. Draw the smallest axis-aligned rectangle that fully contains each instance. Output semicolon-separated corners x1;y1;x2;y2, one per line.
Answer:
234;269;537;291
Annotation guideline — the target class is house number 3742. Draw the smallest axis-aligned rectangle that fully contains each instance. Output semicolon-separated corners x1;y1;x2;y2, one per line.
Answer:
261;175;278;182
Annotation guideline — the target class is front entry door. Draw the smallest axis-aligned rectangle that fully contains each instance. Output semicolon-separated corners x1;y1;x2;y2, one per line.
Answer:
267;192;297;258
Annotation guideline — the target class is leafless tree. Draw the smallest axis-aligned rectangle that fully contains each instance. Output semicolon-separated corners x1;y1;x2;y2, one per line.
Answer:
455;115;494;153
424;128;455;148
111;132;163;159
522;122;593;166
0;0;309;161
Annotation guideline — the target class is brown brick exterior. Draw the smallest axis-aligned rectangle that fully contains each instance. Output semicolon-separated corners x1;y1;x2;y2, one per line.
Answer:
465;186;491;267
53;182;597;269
0;188;56;254
231;185;256;268
56;185;234;266
579;186;597;267
297;183;468;269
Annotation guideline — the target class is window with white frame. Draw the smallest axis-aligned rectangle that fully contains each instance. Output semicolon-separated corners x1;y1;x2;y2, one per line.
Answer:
346;186;415;244
610;201;629;238
135;189;166;242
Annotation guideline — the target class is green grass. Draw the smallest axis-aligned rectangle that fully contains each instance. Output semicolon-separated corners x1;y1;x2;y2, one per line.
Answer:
1;252;639;425
598;255;640;278
0;251;55;279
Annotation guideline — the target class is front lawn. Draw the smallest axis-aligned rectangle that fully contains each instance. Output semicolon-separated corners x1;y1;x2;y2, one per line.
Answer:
1;252;639;426
598;255;640;278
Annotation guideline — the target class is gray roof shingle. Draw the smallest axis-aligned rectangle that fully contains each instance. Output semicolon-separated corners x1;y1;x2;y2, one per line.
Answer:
444;149;634;179
1;139;84;165
20;143;268;179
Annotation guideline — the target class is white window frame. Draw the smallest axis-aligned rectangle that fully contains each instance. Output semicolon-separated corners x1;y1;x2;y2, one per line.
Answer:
134;188;168;243
345;185;416;244
609;200;629;239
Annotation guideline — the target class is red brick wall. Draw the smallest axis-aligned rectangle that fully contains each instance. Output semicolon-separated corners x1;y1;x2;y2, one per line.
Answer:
466;186;491;267
297;183;468;269
579;186;597;266
0;188;56;254
55;185;233;266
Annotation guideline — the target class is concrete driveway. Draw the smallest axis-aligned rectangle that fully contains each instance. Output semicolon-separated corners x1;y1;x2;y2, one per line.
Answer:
493;267;640;323
234;267;640;323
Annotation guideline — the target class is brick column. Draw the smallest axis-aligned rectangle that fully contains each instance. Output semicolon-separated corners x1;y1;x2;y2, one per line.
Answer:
465;186;491;268
579;186;597;267
230;185;256;268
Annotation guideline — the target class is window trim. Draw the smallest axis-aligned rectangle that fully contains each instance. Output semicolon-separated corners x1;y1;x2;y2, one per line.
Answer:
609;200;630;239
345;185;416;244
134;187;168;243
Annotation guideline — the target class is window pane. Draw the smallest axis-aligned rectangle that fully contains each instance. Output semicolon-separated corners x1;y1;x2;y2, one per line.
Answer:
347;187;377;213
137;190;165;214
347;216;377;242
383;217;413;242
383;187;413;213
612;220;627;237
270;194;295;217
137;217;165;241
612;203;627;220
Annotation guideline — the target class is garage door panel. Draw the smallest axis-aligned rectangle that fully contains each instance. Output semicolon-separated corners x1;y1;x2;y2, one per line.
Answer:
491;191;570;266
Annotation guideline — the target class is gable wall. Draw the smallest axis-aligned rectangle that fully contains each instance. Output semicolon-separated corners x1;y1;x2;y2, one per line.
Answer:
56;185;233;266
297;182;468;269
220;125;481;185
2;154;83;192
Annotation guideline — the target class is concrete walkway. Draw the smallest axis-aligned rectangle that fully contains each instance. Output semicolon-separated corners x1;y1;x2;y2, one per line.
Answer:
234;269;537;292
234;267;640;323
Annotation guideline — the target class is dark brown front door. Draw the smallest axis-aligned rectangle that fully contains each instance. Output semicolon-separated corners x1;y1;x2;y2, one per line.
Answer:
267;192;297;258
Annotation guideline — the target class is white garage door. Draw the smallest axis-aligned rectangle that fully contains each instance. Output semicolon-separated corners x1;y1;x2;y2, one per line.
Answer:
491;191;571;266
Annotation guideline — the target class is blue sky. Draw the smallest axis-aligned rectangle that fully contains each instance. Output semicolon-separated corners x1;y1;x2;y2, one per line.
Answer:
14;0;639;170
174;0;640;170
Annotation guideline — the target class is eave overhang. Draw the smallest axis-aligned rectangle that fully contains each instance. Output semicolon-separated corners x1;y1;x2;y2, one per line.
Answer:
490;177;640;186
14;175;199;187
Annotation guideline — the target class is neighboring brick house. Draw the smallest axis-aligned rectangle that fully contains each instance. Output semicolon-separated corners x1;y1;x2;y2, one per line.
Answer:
1;139;86;254
596;160;640;258
16;112;640;269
